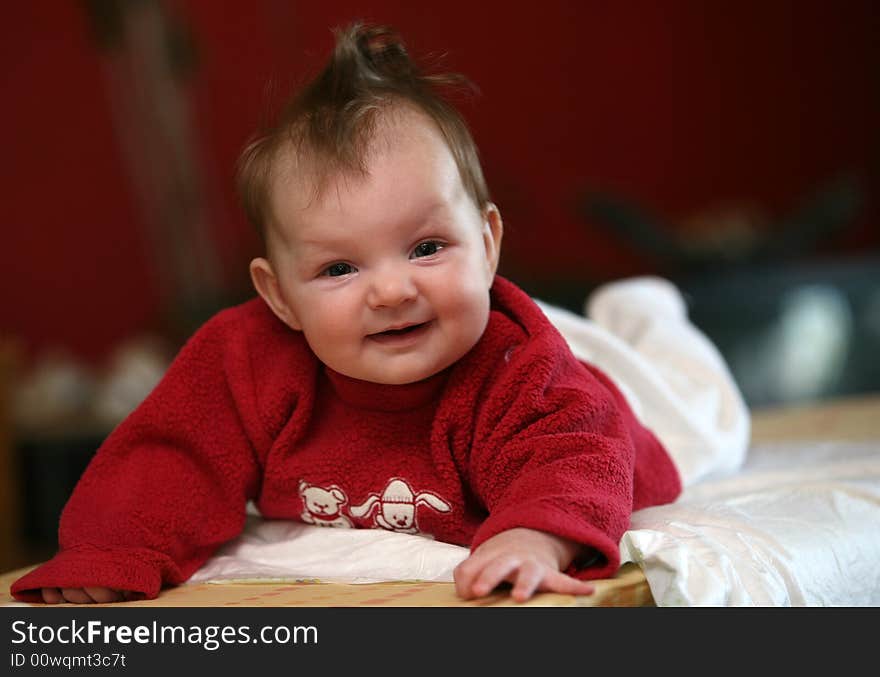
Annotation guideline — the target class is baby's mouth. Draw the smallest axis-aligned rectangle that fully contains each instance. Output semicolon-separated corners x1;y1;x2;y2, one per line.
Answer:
368;321;431;342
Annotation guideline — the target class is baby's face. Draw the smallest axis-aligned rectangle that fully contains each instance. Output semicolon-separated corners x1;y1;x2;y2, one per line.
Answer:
252;110;502;385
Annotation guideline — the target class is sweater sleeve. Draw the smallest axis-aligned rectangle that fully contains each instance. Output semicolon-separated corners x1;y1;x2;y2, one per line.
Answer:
467;328;642;580
11;308;265;602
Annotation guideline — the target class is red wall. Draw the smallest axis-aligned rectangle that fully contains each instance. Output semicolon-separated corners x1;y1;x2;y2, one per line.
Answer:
3;1;878;363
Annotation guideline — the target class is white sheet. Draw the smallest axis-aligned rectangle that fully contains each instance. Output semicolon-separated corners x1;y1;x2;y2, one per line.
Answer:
621;439;880;606
190;517;467;585
189;438;880;607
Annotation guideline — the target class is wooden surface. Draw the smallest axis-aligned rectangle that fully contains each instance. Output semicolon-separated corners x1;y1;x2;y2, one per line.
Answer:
751;393;880;442
3;393;877;608
0;562;652;608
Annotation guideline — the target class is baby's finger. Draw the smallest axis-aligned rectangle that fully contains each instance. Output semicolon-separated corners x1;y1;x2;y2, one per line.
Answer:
453;554;501;598
452;558;481;598
470;556;522;598
538;571;596;597
509;561;545;602
41;587;63;604
61;588;94;604
85;587;123;604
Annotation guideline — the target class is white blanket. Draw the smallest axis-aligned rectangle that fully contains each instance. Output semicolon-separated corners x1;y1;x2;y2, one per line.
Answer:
620;439;880;606
190;438;880;606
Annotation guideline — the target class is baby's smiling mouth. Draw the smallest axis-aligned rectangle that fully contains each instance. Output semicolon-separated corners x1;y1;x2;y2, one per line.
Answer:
368;321;432;341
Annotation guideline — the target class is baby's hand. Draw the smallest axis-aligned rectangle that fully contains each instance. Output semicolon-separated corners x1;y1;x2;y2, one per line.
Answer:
454;527;596;602
41;587;135;604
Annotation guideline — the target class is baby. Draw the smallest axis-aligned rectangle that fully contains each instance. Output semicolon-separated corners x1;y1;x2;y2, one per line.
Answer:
12;23;688;605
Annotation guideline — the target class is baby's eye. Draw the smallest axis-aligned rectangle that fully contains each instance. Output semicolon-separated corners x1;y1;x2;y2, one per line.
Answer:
412;241;442;258
322;262;356;277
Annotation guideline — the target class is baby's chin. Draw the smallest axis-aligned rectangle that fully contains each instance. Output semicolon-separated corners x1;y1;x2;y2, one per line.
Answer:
336;354;460;386
349;365;447;386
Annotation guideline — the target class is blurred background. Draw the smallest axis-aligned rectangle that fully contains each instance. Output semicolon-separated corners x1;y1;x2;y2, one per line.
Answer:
1;0;878;571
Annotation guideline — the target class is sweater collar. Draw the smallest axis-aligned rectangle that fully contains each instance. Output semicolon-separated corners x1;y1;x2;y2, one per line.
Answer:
323;366;449;412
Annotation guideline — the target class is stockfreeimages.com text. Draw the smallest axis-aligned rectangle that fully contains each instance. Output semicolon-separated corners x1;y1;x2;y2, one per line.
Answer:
11;620;317;652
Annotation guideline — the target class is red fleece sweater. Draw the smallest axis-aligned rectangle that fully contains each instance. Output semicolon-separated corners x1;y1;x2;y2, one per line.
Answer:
11;276;681;602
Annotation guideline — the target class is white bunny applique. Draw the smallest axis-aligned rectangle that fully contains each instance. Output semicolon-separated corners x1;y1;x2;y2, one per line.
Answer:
349;477;451;534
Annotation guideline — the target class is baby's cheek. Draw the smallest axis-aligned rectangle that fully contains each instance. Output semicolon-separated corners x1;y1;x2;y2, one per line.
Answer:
309;308;354;342
447;292;490;340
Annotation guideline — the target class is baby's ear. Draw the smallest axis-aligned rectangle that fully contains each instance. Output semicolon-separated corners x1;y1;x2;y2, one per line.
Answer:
249;258;302;330
481;203;504;281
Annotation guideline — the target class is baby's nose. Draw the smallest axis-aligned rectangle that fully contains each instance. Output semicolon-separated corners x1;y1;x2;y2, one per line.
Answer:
367;267;417;308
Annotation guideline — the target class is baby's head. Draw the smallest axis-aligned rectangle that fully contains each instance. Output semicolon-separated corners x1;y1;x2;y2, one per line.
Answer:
238;23;503;385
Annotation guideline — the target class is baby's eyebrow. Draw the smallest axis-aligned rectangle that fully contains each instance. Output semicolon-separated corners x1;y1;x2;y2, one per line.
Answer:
402;200;452;229
306;201;450;244
294;239;347;258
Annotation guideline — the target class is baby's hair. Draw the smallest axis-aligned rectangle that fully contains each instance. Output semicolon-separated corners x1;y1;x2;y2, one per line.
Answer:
236;22;491;241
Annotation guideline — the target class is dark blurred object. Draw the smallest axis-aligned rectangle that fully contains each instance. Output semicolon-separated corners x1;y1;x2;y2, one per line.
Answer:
0;341;25;570
682;256;880;408
83;0;198;74
581;175;863;274
82;0;227;340
17;433;99;559
575;175;878;408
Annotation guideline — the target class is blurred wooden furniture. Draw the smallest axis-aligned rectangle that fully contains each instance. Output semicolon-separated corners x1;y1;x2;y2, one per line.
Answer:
0;341;22;573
